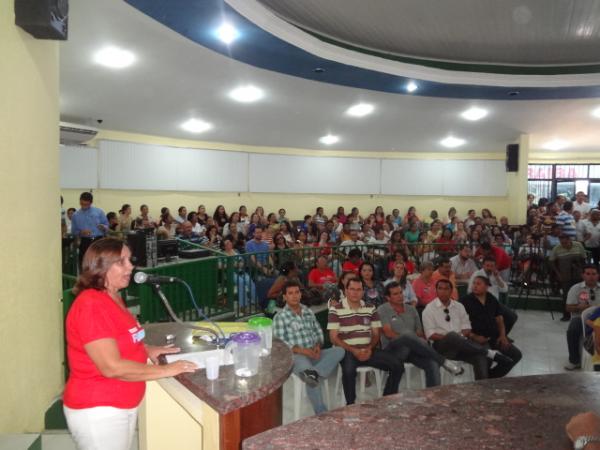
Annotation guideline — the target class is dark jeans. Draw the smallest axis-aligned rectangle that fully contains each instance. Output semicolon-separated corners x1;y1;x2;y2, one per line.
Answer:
340;348;404;405
432;332;490;380
386;334;444;387
498;303;518;335
567;316;584;365
484;341;522;379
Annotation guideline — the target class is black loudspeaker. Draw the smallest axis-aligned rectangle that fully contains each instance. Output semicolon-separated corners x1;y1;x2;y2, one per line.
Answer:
506;144;519;172
14;0;68;40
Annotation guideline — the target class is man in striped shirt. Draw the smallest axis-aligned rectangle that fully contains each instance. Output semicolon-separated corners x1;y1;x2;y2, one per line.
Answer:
556;201;577;239
328;276;403;405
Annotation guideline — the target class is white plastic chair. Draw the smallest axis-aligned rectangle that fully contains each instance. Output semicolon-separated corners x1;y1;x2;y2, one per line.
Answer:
291;373;331;421
399;362;427;390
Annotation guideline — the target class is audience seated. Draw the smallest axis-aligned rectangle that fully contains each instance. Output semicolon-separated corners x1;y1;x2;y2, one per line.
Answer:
431;258;459;300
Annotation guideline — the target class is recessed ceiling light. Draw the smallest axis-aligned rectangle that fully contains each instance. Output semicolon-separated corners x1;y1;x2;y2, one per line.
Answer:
180;118;212;134
228;85;264;103
461;107;489;121
93;46;135;69
346;103;374;117
592;107;600;118
406;81;418;93
216;23;239;44
543;139;569;151
440;136;466;148
319;134;339;145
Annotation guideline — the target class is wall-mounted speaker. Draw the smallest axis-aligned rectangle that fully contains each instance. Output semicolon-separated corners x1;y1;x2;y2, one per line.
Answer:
506;144;519;172
15;0;68;40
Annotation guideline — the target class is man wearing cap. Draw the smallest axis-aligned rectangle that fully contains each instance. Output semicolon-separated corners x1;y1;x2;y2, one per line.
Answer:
460;275;522;378
564;265;600;370
550;233;587;321
274;280;345;415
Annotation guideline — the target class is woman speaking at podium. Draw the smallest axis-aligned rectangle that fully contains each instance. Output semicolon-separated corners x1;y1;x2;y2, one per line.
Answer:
63;237;197;450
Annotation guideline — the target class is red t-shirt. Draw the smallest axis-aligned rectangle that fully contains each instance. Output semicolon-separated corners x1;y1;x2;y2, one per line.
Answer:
412;277;437;306
308;268;337;285
342;260;362;274
64;289;148;409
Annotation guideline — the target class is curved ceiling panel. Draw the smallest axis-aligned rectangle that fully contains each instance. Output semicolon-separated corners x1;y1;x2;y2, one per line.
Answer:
124;0;600;99
257;0;600;66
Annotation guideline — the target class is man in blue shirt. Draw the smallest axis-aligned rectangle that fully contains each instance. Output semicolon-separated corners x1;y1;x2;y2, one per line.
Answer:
71;192;108;264
245;226;270;274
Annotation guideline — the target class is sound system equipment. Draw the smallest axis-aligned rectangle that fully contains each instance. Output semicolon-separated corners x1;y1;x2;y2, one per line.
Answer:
506;144;519;172
14;0;68;40
127;229;157;268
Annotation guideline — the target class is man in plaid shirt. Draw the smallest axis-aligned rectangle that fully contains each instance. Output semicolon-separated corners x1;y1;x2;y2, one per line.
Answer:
273;280;344;414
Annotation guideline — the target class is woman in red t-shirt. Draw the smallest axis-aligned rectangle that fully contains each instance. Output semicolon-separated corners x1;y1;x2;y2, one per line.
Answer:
63;238;197;450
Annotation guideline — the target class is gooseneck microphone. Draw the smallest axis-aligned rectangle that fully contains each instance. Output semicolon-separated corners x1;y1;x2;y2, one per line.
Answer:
133;271;180;285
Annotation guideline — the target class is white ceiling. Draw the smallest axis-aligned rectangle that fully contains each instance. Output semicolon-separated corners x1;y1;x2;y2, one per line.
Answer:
257;0;600;65
59;0;600;153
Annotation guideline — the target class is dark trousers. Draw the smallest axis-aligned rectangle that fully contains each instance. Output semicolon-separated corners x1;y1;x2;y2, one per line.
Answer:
498;303;518;335
484;341;522;378
386;334;444;387
432;332;490;380
340;348;404;405
567;317;584;365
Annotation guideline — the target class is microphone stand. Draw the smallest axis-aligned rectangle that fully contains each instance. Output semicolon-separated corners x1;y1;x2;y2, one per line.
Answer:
151;283;226;347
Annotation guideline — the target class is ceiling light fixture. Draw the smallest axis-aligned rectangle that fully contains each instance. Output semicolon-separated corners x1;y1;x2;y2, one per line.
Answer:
543;139;569;151
216;23;239;44
319;134;339;145
228;85;264;103
406;81;418;93
461;107;489;121
93;46;135;69
346;103;374;117
440;136;466;148
180;118;212;134
592;107;600;118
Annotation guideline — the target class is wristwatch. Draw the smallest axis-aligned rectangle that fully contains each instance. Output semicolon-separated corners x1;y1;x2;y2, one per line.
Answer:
574;436;600;449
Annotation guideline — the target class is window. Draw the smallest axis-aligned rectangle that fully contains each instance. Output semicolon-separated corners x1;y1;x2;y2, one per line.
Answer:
555;165;588;179
527;165;552;179
527;164;599;202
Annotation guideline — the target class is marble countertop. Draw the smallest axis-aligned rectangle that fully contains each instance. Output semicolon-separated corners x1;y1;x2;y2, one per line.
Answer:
244;372;600;450
144;322;293;415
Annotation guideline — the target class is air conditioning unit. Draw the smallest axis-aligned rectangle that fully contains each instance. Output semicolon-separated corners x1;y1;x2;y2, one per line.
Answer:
59;121;98;145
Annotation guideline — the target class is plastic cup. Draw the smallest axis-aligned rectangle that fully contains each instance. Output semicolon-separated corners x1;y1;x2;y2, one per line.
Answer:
205;356;220;380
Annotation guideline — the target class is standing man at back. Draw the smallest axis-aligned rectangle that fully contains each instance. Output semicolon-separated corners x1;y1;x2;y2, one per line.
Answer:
70;192;108;265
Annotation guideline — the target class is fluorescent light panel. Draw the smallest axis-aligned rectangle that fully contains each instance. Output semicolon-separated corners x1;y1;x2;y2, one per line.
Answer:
346;103;374;117
180;118;212;133
461;107;488;121
440;136;466;148
93;46;135;69
319;134;339;145
543;139;569;151
228;85;264;103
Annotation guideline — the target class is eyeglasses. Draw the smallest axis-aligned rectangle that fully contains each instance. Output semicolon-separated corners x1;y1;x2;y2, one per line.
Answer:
443;308;450;322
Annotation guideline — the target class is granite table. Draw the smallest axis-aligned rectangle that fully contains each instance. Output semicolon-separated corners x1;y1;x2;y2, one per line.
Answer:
244;372;600;450
139;322;293;450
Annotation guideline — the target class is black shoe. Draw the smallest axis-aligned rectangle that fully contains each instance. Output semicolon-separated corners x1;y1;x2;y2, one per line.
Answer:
299;369;319;388
493;353;514;366
560;315;571;322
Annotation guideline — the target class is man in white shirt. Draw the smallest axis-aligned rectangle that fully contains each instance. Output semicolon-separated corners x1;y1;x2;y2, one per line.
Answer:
450;246;478;281
175;206;187;224
422;279;512;380
582;209;600;265
340;230;364;254
464;209;477;230
573;191;591;218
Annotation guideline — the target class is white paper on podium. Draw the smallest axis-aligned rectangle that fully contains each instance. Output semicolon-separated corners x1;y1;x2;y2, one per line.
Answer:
164;349;233;369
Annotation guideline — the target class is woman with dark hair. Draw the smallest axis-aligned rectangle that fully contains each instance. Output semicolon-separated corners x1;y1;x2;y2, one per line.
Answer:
213;205;229;230
117;204;133;232
238;205;249;225
360;262;384;307
273;232;296;269
374;206;385;226
435;228;457;254
403;206;420;225
205;225;222;250
384;261;417;306
336;206;347;224
314;230;333;256
267;212;280;233
246;213;260;240
267;261;303;301
197;205;209;224
481;208;497;226
63;238;196;450
279;221;295;244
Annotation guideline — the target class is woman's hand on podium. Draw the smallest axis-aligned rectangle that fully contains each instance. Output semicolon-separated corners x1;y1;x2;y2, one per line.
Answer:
164;360;198;377
146;344;182;364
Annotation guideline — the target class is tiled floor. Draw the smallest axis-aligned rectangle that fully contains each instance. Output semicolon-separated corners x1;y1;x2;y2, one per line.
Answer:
0;310;572;449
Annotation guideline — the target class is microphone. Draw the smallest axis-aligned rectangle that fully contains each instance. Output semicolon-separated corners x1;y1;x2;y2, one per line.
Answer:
133;271;180;285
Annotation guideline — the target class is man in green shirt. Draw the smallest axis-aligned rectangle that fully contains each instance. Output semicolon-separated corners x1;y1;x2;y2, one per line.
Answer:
273;281;344;414
550;233;587;321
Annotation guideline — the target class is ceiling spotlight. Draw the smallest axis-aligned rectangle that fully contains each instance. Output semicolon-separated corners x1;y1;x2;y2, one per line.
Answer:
461;107;488;121
440;136;466;148
406;81;418;93
180;118;212;134
93;46;135;69
319;134;339;145
543;139;569;151
229;85;264;103
216;23;239;44
346;103;374;117
592;107;600;118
